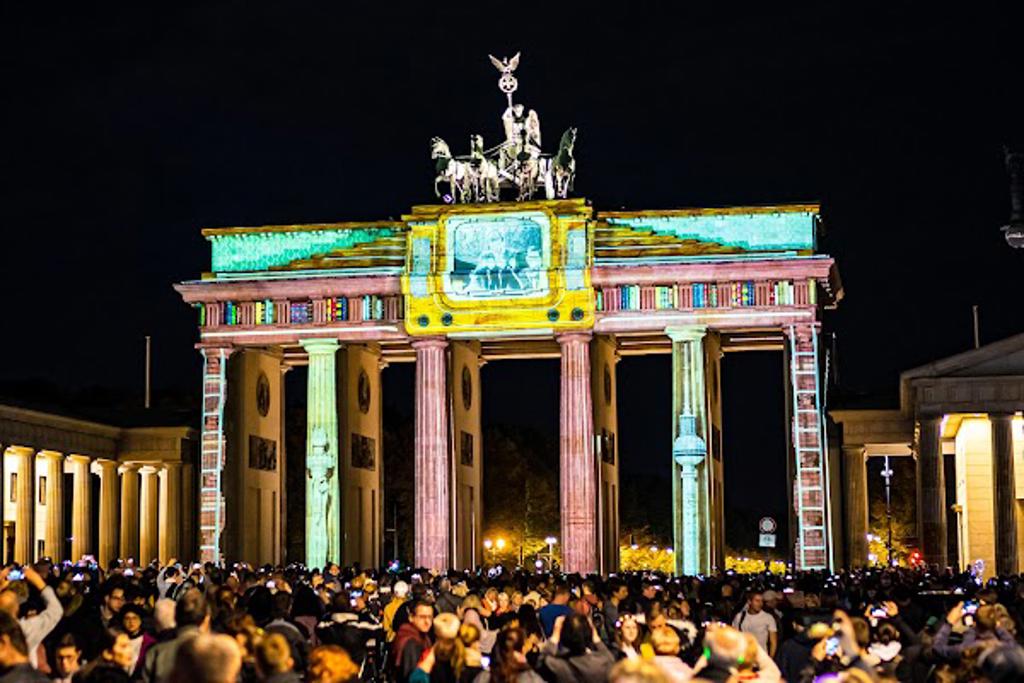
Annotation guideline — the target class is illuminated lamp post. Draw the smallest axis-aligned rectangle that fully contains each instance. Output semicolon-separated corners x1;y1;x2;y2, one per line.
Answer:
483;538;493;565
496;538;506;565
545;536;557;568
673;413;706;576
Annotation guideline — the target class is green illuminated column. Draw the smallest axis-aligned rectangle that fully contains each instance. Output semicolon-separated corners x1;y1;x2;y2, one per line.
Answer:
302;339;341;569
669;326;708;575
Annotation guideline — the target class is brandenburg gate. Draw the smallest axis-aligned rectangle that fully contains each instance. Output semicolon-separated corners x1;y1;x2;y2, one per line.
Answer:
174;55;842;574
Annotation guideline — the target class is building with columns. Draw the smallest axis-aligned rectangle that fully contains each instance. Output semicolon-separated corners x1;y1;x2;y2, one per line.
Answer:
175;199;843;573
0;404;197;566
832;332;1024;577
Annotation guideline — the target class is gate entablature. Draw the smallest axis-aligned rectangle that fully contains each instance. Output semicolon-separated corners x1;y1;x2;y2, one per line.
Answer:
175;200;840;348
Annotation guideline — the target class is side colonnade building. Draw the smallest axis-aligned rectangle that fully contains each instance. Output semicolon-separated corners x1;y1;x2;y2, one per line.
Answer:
175;198;844;573
0;405;197;567
832;333;1024;577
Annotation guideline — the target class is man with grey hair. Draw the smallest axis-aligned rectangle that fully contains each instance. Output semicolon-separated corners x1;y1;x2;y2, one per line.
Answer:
153;598;178;640
168;634;241;683
140;589;210;683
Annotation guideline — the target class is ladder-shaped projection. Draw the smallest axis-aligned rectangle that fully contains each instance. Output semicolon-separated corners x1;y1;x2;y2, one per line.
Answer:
199;347;230;563
788;325;830;570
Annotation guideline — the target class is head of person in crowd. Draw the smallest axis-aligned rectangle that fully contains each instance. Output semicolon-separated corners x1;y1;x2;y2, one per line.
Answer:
53;633;82;679
744;590;764;614
702;624;747;672
608;579;629;605
645;601;667;631
175;588;211;633
222;612;260;663
94;627;135;672
119;603;146;639
392;580;410;602
308;644;359;683
459;622;482;670
615;613;642;654
0;610;29;667
153;597;177;634
432;612;466;675
608;657;669;683
516;603;544;645
255;632;294;679
491;627;533;683
103;583;127;620
978;644;1024;683
169;633;242;683
641;580;658;601
551;584;571;605
560;613;596;657
411;599;435;635
650;626;680;657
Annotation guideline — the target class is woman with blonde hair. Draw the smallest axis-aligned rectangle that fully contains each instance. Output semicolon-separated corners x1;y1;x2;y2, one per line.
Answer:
458;622;484;683
459;595;497;654
307;645;359;683
411;612;464;683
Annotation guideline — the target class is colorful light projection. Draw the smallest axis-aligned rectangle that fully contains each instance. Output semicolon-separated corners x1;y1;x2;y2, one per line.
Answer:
207;224;402;274
402;200;594;336
602;206;817;257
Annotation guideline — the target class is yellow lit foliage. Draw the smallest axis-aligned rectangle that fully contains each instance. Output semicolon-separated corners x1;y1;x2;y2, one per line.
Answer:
725;556;787;574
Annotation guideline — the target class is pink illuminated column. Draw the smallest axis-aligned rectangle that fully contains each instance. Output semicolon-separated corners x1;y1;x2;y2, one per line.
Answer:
558;333;597;574
413;338;450;570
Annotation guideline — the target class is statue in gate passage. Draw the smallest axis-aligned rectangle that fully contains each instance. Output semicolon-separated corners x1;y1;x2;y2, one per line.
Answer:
307;426;336;567
428;52;577;203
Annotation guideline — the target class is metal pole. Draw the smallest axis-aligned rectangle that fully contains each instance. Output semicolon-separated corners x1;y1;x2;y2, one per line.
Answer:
144;336;151;409
882;455;894;566
972;306;980;349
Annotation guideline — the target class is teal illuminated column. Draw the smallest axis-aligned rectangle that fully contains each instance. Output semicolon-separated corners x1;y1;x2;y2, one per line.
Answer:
668;326;708;575
302;339;341;569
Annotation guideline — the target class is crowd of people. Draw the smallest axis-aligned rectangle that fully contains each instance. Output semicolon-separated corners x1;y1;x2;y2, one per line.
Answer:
0;556;1022;683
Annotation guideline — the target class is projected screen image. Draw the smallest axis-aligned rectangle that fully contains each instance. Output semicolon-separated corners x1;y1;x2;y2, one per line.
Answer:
442;211;551;300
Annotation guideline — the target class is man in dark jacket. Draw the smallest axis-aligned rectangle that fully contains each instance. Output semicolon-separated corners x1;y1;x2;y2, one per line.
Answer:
775;613;819;682
537;614;615;683
138;589;210;683
392;600;433;683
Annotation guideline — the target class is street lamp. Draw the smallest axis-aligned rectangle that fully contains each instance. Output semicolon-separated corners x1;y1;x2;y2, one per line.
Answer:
496;538;506;551
484;538;493;565
545;536;557;568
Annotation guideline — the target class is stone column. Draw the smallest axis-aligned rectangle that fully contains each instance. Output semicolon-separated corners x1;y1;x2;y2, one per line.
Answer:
668;327;708;576
119;464;140;561
38;451;64;561
159;462;183;562
991;413;1018;576
67;455;92;561
11;447;34;565
843;446;869;566
678;459;701;575
301;339;341;569
413;338;450;571
92;460;119;568
181;463;195;562
558;333;597;574
917;416;947;567
138;465;160;563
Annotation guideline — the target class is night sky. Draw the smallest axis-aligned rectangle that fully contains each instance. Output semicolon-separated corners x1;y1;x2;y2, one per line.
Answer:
3;5;1021;545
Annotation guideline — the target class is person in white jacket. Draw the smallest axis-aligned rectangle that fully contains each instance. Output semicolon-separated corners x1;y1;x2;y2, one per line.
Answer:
0;565;64;667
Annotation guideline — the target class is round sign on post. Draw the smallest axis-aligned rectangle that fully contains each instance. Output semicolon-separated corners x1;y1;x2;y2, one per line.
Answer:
759;517;777;534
